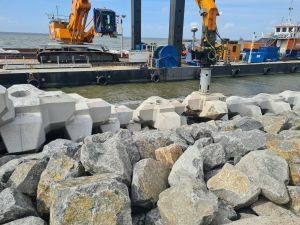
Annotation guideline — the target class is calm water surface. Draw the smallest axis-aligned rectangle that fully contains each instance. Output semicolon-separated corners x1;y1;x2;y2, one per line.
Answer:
48;73;300;107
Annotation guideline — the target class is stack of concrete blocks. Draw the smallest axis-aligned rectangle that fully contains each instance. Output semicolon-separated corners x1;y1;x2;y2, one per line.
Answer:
66;94;111;141
279;90;300;110
101;105;135;133
226;96;262;117
0;85;112;153
0;86;15;127
252;93;291;115
133;96;186;130
183;91;228;120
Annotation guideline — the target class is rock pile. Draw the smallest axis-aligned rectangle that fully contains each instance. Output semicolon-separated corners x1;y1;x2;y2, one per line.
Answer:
0;88;300;224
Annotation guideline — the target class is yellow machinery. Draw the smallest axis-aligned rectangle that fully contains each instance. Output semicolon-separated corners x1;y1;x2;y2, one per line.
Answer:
38;0;118;63
194;0;221;66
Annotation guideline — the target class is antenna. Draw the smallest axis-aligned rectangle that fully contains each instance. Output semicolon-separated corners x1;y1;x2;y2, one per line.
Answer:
56;5;59;19
288;0;294;23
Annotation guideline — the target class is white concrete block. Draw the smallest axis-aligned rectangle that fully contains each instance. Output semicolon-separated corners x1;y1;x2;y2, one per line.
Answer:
0;112;45;153
279;90;300;110
126;121;142;133
154;112;181;130
66;114;93;141
253;93;291;115
200;100;228;120
112;105;133;126
86;98;111;124
226;96;262;117
100;117;121;133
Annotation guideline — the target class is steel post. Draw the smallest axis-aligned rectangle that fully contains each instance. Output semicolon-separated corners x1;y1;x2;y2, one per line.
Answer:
131;0;141;50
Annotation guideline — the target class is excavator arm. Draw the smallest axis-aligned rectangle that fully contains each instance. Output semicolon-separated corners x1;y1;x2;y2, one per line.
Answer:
194;0;220;66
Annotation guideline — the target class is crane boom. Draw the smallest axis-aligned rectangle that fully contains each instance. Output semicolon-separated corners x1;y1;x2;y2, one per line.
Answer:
194;0;220;66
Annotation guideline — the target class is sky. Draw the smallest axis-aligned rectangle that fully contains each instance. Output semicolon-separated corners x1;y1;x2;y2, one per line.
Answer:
0;0;299;40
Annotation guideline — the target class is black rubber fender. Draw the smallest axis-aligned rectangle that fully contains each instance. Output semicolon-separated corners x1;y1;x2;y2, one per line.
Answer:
231;68;240;76
151;74;161;83
27;79;40;88
263;67;271;75
290;66;298;73
97;76;108;85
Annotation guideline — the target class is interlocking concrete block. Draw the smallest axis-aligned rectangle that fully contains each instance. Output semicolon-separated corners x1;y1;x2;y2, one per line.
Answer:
183;91;226;111
0;86;15;126
40;91;75;131
226;96;262;117
154;112;182;131
253;93;291;115
100;117;121;133
112;105;133;126
86;98;111;124
0;113;45;153
126;120;142;133
200;100;228;120
133;96;185;130
65;94;93;141
279;90;300;110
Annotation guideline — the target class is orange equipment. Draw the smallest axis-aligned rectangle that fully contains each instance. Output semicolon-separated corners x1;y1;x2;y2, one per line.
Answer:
194;0;221;66
49;0;95;44
38;0;118;63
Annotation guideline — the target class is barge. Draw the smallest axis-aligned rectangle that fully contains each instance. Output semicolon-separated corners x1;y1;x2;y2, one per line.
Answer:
0;60;299;88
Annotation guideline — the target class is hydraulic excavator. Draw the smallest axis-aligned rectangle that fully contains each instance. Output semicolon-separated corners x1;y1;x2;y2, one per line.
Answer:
37;0;119;64
194;0;223;67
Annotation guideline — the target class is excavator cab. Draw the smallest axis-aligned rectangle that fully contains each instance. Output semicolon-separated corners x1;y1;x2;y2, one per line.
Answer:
93;8;117;36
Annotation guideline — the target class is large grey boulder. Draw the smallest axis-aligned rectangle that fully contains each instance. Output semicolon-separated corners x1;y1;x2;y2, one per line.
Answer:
157;182;218;225
37;152;85;216
114;129;141;165
233;117;263;131
145;208;163;225
131;159;170;208
199;143;226;172
207;164;260;209
251;198;296;217
0;188;37;224
168;143;204;187
0;153;48;183
256;115;289;134
50;175;132;225
133;130;188;159
7;158;48;197
0;155;21;168
236;150;290;205
212;129;266;160
3;217;46;225
80;133;133;185
42;139;81;160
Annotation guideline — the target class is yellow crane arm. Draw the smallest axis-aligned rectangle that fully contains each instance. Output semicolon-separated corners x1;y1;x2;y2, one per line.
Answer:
195;0;219;32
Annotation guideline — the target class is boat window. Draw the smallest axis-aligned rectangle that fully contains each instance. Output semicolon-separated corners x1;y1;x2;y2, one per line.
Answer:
282;27;287;32
289;27;293;32
276;27;280;32
232;46;237;52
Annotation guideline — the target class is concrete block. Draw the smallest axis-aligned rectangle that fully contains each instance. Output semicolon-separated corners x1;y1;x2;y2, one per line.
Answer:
226;96;262;117
134;96;185;130
279;90;300;110
183;91;226;111
0;86;15;126
126;121;142;133
100;117;121;133
154;112;182;130
0;113;45;153
86;98;111;124
253;93;291;115
200;100;228;120
112;105;133;126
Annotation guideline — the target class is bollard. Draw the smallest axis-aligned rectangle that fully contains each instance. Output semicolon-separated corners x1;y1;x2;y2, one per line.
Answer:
199;68;212;93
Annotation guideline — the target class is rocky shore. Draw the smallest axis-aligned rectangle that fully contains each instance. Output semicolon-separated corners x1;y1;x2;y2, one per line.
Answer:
0;84;300;224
